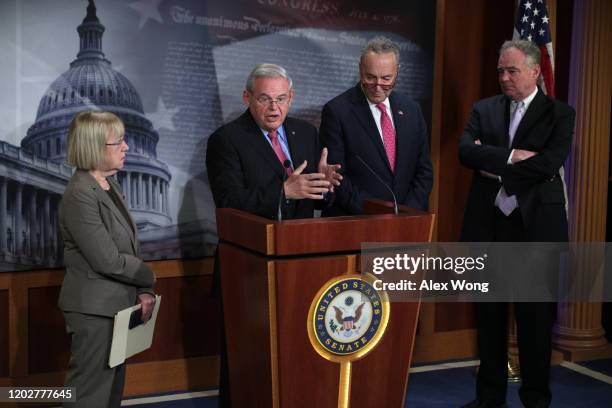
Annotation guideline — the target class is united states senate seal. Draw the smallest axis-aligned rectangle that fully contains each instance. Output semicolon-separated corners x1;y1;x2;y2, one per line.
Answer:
307;274;389;362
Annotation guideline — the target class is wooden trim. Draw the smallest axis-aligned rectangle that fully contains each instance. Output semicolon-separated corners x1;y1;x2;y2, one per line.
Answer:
0;356;219;395
400;301;422;404
216;208;274;255
417;303;436;335
345;254;357;275
427;213;436;243
0;274;10;288
413;329;477;363
8;280;27;377
149;257;214;278
267;223;275;255
267;262;280;408
554;0;612;354
124;356;219;397
1;257;214;382
0;257;213;285
429;0;446;241
548;0;557;53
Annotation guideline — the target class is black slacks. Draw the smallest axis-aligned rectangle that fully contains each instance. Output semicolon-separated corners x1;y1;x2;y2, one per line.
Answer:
474;209;556;407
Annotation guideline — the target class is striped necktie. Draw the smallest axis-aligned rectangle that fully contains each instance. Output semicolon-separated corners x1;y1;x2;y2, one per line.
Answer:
268;129;292;176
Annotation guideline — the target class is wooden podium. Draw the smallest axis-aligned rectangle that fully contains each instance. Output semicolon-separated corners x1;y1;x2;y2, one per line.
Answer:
216;200;434;407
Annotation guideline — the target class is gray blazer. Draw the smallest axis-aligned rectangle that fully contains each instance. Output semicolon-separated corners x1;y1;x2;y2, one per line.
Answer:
58;169;154;317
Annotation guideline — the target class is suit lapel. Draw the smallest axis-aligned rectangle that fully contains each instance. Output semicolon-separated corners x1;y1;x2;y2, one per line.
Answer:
495;96;511;147
511;89;550;147
389;93;409;176
283;120;303;169
239;110;286;179
349;84;392;173
81;171;138;253
107;177;139;252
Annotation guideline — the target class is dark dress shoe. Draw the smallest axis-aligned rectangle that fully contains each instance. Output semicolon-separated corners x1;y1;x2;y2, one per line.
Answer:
460;399;507;408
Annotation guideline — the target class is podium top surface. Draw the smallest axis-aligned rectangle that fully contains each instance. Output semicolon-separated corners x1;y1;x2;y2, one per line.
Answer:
216;204;435;256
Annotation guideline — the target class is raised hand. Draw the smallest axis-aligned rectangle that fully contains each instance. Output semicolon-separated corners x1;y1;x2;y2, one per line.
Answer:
317;147;342;192
283;160;331;200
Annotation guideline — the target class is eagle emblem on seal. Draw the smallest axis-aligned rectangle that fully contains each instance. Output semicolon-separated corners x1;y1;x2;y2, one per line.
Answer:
333;299;365;335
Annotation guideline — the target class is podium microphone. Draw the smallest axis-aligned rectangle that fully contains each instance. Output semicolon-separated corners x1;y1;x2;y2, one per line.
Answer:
354;154;399;215
277;160;293;222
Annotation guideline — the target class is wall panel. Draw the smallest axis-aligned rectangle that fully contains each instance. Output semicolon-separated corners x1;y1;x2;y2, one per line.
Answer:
28;286;69;374
1;259;217;395
0;290;8;377
128;274;219;363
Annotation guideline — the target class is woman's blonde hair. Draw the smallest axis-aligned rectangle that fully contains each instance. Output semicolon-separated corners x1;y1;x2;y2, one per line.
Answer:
66;110;125;170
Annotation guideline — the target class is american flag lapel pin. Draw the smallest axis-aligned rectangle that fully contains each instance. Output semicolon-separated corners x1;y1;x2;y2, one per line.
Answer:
398;110;404;116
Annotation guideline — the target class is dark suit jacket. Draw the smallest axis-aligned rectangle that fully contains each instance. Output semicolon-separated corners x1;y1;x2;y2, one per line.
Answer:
459;89;575;242
319;84;433;215
206;110;323;220
58;170;155;317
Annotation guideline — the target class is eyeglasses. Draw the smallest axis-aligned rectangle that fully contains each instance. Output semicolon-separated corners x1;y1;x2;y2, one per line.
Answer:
361;78;396;91
254;94;290;106
361;68;399;91
105;137;125;147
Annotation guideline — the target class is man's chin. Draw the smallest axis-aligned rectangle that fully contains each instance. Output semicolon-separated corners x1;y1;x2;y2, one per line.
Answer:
366;94;386;104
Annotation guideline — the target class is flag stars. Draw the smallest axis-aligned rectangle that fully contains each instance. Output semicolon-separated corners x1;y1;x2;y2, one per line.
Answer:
517;1;552;45
128;0;164;30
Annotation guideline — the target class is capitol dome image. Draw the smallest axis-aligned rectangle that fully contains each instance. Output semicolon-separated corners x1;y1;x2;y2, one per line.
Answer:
0;0;182;271
22;0;172;230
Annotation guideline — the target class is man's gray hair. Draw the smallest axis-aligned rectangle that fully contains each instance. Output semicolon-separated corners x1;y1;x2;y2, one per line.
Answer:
245;63;293;93
360;36;400;65
500;40;541;67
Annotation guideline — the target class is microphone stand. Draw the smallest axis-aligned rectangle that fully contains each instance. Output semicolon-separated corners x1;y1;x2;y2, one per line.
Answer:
277;160;293;222
354;155;399;215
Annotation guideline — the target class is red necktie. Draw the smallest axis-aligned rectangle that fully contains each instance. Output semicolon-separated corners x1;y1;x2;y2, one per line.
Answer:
376;103;396;172
268;129;292;176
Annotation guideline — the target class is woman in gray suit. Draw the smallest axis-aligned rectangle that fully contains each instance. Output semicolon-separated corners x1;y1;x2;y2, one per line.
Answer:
58;111;156;408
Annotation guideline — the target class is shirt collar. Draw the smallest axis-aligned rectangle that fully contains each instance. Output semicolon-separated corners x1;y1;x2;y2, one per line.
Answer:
262;125;287;142
513;87;538;110
367;96;391;112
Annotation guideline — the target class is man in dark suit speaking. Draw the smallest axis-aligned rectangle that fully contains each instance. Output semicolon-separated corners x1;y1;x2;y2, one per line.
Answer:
459;40;575;408
207;63;341;220
319;36;433;215
206;63;341;407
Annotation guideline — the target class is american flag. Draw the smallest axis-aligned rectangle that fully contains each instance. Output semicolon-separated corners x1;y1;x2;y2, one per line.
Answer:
513;0;555;97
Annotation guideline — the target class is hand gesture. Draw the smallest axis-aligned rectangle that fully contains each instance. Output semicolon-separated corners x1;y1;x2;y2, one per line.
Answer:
283;161;330;200
317;147;342;192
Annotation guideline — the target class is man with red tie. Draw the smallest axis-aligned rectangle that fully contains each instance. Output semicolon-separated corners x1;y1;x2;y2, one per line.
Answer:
206;63;341;408
207;63;341;220
319;37;433;215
